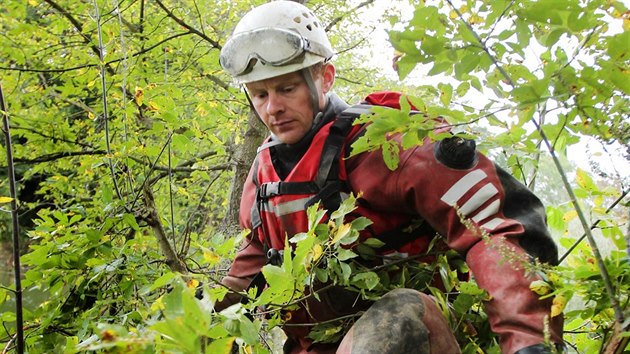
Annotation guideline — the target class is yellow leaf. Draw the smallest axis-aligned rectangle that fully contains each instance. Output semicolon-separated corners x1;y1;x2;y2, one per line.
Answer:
134;86;144;106
547;271;561;285
469;15;484;25
551;294;567;317
101;329;116;341
187;278;200;289
330;223;351;244
0;196;14;204
562;210;577;222
529;280;552;295
312;244;323;262
203;250;220;265
151;296;165;312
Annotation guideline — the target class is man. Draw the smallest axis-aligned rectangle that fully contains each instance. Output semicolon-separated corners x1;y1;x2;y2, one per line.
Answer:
217;1;564;353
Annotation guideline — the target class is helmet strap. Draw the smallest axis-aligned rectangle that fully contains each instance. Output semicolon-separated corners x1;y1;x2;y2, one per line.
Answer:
242;86;263;123
301;68;323;126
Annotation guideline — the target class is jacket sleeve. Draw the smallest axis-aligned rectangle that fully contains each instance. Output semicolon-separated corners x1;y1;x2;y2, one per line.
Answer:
345;136;563;354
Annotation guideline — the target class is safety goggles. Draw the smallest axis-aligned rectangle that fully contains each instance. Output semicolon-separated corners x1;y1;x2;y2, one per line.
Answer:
220;27;333;77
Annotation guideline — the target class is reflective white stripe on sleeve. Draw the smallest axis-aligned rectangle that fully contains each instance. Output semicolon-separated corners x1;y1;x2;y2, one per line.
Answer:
472;199;501;223
480;217;504;230
441;170;505;228
440;170;487;206
458;183;499;216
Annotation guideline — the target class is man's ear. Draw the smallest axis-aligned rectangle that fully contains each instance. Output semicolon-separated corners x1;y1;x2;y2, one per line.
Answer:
321;63;335;94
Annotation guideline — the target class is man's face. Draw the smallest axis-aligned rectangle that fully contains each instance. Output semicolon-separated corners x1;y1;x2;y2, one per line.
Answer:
245;65;334;144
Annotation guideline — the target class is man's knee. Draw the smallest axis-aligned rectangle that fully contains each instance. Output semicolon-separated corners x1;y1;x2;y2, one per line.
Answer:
336;288;460;354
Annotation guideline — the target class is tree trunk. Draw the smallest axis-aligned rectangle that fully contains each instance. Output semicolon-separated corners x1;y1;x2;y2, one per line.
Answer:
220;110;266;234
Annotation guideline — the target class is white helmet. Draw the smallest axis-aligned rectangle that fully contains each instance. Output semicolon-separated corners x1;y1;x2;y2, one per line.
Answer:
220;1;334;84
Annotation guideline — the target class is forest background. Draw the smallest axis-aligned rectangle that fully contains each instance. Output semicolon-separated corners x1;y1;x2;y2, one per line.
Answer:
0;0;628;353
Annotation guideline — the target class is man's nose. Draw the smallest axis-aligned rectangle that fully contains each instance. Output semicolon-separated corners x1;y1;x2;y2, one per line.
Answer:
265;91;284;116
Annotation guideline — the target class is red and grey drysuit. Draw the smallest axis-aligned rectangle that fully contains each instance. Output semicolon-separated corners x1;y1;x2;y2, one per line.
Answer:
220;92;564;354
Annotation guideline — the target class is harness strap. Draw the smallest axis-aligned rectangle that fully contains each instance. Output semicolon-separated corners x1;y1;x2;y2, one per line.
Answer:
257;181;319;198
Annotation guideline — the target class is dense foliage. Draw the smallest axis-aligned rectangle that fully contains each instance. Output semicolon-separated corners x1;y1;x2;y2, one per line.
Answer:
1;0;628;353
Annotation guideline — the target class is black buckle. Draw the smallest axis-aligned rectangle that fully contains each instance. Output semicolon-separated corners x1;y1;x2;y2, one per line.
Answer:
258;182;280;199
266;248;284;266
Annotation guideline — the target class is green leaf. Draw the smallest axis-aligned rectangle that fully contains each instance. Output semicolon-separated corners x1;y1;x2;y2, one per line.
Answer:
546;206;565;231
315;267;329;283
382;141;400;171
122;213;140;231
362;237;386;248
458;281;486;296
575;168;597;192
428;60;453;76
395;54;421;81
261;265;292;289
438;83;453;106
456;82;470;97
206;337;236;354
453;293;475;313
351;272;380;290
238;316;259;345
150;272;177;292
1;311;15;322
350;216;373;231
336;248;357;261
455;54;481;78
606;30;630;61
172;134;193;153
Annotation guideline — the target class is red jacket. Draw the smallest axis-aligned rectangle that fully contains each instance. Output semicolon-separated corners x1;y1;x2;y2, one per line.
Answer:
223;92;563;354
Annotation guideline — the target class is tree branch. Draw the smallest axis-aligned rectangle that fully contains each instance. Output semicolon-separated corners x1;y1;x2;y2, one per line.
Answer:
153;0;221;49
12;125;95;149
43;0;103;61
10;150;106;165
141;185;187;274
325;0;376;32
0;32;194;74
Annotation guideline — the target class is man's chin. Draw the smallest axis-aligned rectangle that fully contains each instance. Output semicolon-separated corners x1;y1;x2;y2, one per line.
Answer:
276;133;303;145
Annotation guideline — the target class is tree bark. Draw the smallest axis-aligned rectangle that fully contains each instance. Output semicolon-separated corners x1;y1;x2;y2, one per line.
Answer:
142;185;188;274
220;110;266;234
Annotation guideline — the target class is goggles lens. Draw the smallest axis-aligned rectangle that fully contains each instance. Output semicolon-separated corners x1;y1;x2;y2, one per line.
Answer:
220;28;329;77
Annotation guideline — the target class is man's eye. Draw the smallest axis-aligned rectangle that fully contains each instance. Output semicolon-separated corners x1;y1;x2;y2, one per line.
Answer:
283;86;295;92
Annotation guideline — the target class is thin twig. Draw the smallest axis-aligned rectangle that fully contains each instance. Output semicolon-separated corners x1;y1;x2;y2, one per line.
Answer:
559;189;629;263
325;0;376;32
167;137;177;253
115;2;136;200
92;0;127;209
1;83;24;353
129;133;173;211
153;0;221;48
